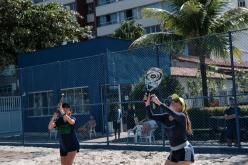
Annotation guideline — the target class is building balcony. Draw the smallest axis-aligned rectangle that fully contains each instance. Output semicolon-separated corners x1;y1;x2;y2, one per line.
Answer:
96;0;162;16
97;17;160;36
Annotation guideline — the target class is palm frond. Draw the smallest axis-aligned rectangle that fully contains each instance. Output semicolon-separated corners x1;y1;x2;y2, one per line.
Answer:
233;46;242;59
206;0;230;16
207;34;229;58
129;32;182;49
180;0;203;14
210;7;248;33
166;0;188;10
207;34;241;60
142;8;172;21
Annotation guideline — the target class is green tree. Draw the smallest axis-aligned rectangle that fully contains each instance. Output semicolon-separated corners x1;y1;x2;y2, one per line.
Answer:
112;20;145;40
0;0;92;68
130;0;248;106
236;69;248;93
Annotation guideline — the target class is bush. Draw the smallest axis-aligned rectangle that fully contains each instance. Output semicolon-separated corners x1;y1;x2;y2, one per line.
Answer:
188;106;248;129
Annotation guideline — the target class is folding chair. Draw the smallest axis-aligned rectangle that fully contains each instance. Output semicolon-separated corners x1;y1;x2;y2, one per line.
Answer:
127;125;143;143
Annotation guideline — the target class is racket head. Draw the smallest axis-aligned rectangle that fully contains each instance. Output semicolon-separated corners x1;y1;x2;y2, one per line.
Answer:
145;67;163;92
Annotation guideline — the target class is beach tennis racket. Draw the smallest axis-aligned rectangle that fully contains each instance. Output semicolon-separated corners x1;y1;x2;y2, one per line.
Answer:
144;67;163;109
145;67;163;92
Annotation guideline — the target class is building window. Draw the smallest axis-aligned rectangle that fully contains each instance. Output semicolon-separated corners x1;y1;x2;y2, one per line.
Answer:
33;0;44;3
126;9;133;20
61;87;90;114
0;85;12;96
119;8;139;22
28;91;54;117
97;0;116;6
32;0;50;3
87;3;94;14
145;25;161;34
238;0;246;7
98;13;117;26
64;2;76;11
145;2;162;9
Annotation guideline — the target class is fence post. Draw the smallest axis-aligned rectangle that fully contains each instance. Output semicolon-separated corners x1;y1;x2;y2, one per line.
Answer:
156;44;160;67
228;31;241;148
155;44;166;147
104;49;110;146
19;68;25;145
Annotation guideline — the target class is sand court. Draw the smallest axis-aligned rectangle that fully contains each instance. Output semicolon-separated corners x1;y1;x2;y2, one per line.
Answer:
0;145;248;165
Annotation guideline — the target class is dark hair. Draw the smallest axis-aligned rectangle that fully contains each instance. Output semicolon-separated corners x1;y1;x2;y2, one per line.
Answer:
62;103;70;109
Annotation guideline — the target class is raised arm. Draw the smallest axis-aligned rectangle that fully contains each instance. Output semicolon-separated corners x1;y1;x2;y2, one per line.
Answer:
151;95;185;123
159;103;185;122
144;93;168;122
48;112;58;130
58;102;76;125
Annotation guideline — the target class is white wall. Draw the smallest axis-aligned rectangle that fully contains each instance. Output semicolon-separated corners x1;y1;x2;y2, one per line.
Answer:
96;0;162;16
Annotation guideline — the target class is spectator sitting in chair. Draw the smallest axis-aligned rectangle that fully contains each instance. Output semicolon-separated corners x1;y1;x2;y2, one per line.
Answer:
78;115;96;138
142;119;158;135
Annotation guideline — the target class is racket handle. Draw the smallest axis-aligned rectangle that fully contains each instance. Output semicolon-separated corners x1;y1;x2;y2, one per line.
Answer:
145;91;156;110
57;93;64;112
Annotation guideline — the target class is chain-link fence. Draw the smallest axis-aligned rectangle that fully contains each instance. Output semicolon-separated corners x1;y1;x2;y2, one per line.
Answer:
0;29;248;148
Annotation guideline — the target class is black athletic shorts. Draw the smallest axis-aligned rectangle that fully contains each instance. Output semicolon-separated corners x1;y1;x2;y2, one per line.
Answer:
60;148;79;157
168;143;194;163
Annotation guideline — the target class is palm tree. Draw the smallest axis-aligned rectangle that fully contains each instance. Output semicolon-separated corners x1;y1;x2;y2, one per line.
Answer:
112;20;145;40
130;0;248;106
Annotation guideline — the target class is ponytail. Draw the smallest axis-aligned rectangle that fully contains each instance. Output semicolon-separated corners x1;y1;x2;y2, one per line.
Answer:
184;111;192;135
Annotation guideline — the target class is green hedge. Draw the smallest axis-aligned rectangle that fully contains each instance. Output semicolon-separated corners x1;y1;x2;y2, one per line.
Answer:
188;105;248;116
188;106;248;129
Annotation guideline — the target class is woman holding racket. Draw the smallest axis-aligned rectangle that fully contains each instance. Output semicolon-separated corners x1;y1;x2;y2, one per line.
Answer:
143;93;194;165
48;102;80;165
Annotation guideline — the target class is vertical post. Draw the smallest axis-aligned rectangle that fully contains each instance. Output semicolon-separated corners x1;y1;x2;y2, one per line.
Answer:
118;84;123;132
228;31;241;148
156;44;165;146
58;61;62;103
104;49;110;146
156;44;160;67
19;68;25;145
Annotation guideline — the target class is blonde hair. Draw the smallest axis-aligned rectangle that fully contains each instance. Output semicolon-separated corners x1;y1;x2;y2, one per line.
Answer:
171;94;192;135
184;111;193;135
178;97;192;135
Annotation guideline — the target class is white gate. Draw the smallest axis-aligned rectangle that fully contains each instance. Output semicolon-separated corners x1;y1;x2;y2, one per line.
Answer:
0;96;22;134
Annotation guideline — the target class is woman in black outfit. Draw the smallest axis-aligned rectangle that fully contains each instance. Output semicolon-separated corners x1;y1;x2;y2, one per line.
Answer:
144;93;194;165
48;102;80;165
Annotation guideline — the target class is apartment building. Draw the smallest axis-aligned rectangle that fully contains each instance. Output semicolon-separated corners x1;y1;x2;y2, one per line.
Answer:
33;0;97;35
33;0;77;10
32;0;248;37
95;0;173;36
237;0;247;7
